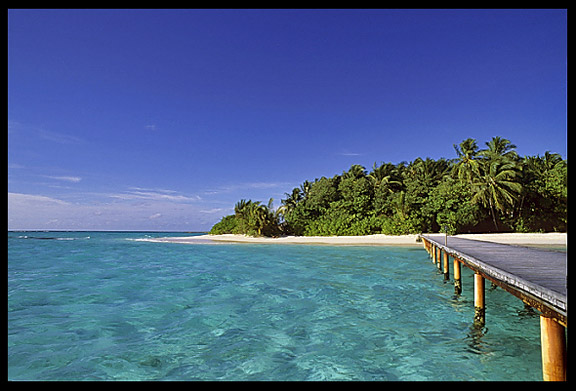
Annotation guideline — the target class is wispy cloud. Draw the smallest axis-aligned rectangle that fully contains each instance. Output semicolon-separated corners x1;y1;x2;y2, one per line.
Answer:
199;208;227;214
8;191;221;231
8;121;84;144
337;151;364;157
203;181;289;195
108;188;202;202
45;175;82;183
37;129;83;144
8;192;70;206
129;187;177;194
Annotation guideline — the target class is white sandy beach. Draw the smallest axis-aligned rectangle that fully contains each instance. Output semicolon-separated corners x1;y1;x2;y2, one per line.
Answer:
451;233;567;245
140;232;566;246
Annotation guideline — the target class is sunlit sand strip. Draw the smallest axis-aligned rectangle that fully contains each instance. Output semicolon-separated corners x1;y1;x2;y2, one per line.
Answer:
454;233;566;246
136;232;565;246
136;234;419;245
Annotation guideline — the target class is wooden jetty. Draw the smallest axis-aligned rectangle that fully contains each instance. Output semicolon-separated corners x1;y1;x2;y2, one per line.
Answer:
419;234;567;381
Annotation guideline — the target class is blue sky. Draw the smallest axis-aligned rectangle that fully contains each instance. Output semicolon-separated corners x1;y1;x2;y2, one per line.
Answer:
8;9;567;231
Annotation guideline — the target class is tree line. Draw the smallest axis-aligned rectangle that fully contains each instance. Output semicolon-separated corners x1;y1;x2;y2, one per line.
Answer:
210;137;567;236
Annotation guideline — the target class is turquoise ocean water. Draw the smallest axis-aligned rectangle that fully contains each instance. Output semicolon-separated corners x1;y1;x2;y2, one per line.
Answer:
8;232;546;381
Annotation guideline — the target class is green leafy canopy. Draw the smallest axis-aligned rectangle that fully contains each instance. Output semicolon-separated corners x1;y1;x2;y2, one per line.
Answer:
210;137;566;237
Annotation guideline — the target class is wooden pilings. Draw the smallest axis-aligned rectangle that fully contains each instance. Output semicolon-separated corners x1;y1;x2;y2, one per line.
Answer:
422;238;484;327
540;316;567;381
443;250;449;281
420;235;567;381
474;272;485;328
453;258;462;295
423;239;460;293
424;239;485;327
422;239;483;326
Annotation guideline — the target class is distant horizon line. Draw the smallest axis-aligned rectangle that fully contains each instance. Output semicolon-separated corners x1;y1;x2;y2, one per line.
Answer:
8;229;209;233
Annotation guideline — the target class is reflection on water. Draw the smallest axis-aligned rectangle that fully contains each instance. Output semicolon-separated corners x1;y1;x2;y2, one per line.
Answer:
466;323;491;356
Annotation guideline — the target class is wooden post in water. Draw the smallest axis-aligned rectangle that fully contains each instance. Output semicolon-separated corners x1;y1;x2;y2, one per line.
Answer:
437;248;442;271
453;258;462;295
474;272;485;327
443;250;449;280
540;316;567;381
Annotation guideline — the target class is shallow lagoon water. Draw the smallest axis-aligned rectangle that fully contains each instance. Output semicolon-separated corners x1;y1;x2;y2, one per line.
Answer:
8;232;543;380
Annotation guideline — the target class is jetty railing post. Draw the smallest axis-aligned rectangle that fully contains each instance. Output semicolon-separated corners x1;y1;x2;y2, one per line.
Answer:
453;258;462;295
540;316;567;381
443;250;449;281
474;272;485;328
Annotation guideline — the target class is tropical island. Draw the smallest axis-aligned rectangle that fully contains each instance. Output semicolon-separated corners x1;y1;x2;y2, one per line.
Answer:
209;137;567;238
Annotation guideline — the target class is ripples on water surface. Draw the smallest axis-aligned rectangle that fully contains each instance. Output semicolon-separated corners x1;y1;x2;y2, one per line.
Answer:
8;232;543;380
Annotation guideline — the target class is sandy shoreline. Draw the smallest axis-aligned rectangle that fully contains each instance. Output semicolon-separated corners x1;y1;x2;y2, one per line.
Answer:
138;232;566;246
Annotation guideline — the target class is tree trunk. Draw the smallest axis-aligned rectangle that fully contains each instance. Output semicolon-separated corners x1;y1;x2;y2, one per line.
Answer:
489;201;499;231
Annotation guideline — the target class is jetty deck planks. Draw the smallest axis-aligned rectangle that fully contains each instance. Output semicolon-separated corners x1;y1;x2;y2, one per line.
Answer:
420;234;566;320
419;234;567;380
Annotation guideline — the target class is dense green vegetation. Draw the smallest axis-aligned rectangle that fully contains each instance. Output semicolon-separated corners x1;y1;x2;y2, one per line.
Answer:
210;137;567;236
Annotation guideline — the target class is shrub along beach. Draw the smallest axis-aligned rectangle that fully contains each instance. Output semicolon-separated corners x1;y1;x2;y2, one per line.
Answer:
210;137;567;237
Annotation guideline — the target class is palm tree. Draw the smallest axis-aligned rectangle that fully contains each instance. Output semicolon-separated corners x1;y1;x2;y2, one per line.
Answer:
284;187;302;208
299;180;312;200
392;190;408;219
342;164;367;180
522;152;564;185
540;151;564;172
234;199;253;219
368;162;402;193
405;157;449;185
453;138;481;183
479;136;519;162
251;202;269;236
518;151;565;221
471;159;522;230
278;188;302;220
234;199;267;236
